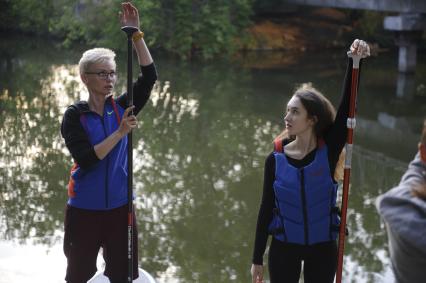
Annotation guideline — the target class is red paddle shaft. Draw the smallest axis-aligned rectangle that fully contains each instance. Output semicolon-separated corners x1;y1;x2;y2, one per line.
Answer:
335;52;362;283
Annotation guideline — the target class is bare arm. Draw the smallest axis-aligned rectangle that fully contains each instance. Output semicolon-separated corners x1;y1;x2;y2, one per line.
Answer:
116;2;157;116
93;131;125;160
120;2;153;66
94;106;136;160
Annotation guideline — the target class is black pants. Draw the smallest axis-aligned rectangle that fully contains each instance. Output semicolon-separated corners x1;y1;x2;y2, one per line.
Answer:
63;204;139;283
268;238;337;283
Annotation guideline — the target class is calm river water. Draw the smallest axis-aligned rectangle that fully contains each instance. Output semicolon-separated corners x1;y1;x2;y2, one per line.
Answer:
1;34;425;282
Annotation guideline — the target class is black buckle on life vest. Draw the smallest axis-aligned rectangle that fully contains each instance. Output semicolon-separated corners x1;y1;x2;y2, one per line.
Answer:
331;206;341;217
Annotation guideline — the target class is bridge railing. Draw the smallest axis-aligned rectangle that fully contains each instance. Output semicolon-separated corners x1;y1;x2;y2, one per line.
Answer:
282;0;426;13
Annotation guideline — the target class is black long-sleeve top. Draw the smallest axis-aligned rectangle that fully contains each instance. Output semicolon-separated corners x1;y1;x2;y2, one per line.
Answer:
61;63;157;170
252;58;361;265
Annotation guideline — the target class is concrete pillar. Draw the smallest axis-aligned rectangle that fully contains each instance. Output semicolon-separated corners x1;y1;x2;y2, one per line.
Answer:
384;13;425;73
396;72;415;99
398;45;416;73
395;30;422;73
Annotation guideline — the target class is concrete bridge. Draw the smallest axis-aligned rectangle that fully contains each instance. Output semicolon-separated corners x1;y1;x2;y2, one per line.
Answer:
282;0;426;13
283;0;426;74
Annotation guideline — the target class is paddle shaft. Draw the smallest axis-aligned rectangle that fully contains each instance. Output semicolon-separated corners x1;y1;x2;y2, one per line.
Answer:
122;26;138;283
335;55;361;283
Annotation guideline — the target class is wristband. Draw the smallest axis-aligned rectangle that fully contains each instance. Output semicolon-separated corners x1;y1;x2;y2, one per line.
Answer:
132;31;144;42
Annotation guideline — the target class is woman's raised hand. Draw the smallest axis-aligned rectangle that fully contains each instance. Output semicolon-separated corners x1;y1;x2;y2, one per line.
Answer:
349;39;370;58
119;2;140;29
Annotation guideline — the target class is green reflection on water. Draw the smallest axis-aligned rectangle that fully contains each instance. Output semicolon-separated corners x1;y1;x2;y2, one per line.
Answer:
1;35;425;282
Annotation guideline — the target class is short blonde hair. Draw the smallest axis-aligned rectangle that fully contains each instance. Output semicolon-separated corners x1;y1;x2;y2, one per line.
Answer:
78;48;116;75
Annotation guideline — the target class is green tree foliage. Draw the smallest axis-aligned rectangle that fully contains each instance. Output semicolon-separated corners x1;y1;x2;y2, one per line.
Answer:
105;0;253;59
1;0;254;59
0;0;54;33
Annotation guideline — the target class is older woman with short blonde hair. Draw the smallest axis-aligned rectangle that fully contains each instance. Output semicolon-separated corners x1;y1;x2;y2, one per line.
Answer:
60;3;157;282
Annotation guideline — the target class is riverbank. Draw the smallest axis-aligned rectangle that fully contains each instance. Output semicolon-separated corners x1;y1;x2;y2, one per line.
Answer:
244;7;385;52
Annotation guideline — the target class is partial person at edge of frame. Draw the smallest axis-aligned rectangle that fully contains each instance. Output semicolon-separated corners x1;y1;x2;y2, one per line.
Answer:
376;119;426;283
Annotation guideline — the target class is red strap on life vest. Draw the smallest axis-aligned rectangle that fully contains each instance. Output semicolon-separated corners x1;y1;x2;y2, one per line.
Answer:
67;163;78;197
110;97;121;124
318;138;325;148
273;139;283;153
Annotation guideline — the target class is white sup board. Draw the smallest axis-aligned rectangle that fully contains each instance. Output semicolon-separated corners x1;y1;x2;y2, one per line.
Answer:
88;268;156;283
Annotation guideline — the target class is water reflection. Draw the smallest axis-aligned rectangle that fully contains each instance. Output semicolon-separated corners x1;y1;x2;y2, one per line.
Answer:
396;72;416;99
343;147;406;282
0;59;68;246
1;36;425;283
131;71;277;282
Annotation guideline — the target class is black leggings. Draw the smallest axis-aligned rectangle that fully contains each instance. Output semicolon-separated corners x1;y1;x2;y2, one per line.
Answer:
268;238;337;283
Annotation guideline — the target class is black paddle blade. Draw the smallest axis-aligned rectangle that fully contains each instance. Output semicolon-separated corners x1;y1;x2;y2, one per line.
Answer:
121;26;139;37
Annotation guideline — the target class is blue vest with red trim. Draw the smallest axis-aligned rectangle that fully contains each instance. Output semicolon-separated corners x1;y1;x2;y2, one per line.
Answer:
68;97;128;210
268;140;340;245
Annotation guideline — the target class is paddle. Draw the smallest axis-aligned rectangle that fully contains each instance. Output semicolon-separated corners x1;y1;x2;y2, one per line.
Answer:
121;25;139;283
335;46;367;283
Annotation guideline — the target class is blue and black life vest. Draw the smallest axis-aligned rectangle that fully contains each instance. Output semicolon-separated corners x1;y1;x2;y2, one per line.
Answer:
268;139;341;245
67;96;129;210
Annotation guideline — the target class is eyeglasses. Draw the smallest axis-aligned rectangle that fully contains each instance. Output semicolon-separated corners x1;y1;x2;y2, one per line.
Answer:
85;71;117;80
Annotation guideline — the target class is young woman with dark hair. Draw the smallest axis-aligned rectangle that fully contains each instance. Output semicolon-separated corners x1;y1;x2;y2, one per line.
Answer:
251;39;370;283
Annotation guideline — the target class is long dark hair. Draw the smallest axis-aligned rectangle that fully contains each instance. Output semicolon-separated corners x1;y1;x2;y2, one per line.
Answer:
294;84;336;137
275;83;344;180
276;83;336;140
